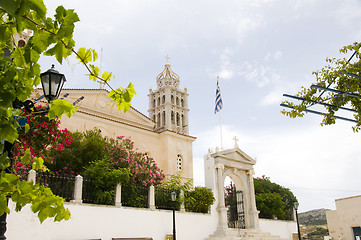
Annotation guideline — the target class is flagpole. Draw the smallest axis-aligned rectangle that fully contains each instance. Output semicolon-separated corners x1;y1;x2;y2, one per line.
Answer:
215;75;224;150
219;105;223;150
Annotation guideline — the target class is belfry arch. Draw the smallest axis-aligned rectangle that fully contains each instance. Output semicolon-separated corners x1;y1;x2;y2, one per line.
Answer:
204;141;260;236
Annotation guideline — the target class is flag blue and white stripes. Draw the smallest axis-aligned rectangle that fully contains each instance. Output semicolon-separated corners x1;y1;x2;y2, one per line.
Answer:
215;79;223;114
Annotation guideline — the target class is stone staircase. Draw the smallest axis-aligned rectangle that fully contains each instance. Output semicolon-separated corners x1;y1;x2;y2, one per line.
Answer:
205;228;289;240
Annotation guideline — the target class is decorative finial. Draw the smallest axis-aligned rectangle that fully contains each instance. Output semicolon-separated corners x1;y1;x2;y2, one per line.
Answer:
165;54;170;64
233;136;239;148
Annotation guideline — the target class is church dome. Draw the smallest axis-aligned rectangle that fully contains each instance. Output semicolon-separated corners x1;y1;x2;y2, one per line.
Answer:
156;63;180;89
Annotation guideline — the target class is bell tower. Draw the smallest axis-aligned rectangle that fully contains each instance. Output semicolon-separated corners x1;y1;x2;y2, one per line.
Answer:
148;58;189;135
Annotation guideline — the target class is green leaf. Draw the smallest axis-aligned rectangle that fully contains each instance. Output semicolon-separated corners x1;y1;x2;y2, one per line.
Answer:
0;153;10;170
0;123;18;143
92;49;98;61
76;47;93;64
48;98;77;119
101;71;112;82
31;30;52;53
32;156;44;170
88;64;99;81
27;0;47;19
44;42;68;64
24;123;30;134
55;7;79;41
0;0;22;16
0;195;10;216
21;148;32;164
24;47;40;64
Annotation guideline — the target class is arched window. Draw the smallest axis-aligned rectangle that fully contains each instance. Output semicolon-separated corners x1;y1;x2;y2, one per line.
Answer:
162;95;165;104
171;95;175;104
176;97;179;106
176;113;180;126
177;154;182;171
181;99;184;107
157;97;161;106
18;40;26;47
157;113;161;127
153;99;156;108
162;111;166;126
171;111;175;124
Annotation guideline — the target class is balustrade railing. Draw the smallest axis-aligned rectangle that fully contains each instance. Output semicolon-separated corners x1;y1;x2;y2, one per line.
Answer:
155;187;180;210
36;171;74;202
26;171;197;213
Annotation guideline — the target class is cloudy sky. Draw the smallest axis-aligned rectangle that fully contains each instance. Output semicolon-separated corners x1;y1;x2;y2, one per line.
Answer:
40;0;361;212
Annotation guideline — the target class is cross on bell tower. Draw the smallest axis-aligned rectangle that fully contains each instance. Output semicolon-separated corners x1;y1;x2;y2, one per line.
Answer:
148;58;189;135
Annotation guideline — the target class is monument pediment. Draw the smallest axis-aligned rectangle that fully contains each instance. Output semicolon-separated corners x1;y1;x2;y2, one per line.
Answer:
211;147;256;170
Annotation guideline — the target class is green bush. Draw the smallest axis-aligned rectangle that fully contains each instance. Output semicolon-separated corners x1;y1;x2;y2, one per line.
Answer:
83;158;130;205
156;172;215;213
254;176;297;220
185;187;215;213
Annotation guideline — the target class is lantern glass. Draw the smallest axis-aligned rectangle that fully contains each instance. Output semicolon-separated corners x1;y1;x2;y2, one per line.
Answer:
171;192;176;202
40;65;66;102
294;202;299;210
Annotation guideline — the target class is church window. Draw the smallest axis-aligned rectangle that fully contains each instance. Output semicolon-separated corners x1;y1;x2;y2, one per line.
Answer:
162;95;165;104
162;111;166;126
171;95;174;104
18;40;26;47
157;97;161;106
171;111;175;124
153;99;156;108
181;99;184;107
157;113;160;127
176;97;179;106
177;154;182;171
176;113;180;126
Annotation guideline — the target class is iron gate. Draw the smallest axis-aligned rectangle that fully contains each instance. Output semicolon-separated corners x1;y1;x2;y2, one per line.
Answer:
226;188;246;229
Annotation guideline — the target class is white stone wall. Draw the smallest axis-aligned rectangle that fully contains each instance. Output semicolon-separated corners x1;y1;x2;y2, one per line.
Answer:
258;219;297;240
6;202;218;240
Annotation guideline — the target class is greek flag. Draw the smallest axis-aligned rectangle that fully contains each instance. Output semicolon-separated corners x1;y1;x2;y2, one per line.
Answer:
215;79;223;114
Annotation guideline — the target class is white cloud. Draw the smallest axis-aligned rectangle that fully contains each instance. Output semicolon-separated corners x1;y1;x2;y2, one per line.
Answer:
259;88;284;107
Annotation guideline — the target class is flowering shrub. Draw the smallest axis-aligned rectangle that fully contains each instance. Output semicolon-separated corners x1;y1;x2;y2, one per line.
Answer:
46;130;107;175
106;136;164;186
13;105;73;179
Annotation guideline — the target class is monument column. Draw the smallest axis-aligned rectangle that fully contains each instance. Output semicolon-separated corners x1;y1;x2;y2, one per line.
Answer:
215;163;228;232
247;170;260;229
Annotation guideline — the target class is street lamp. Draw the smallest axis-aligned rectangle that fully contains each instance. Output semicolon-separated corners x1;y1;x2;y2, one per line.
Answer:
0;64;66;239
171;191;177;240
294;202;301;240
40;64;66;102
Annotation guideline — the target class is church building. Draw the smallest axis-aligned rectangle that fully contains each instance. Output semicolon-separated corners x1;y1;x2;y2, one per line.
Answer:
31;62;196;180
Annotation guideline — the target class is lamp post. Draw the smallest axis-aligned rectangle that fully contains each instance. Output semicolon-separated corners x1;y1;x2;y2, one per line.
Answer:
171;191;177;240
0;64;66;239
294;202;301;240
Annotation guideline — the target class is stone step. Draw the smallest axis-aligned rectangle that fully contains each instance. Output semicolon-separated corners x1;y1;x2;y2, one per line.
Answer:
205;228;289;240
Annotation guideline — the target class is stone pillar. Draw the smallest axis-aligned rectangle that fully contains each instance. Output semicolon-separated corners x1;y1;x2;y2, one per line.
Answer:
71;175;83;204
115;184;122;207
247;170;259;229
180;190;185;212
148;185;155;210
215;163;228;232
27;169;36;184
